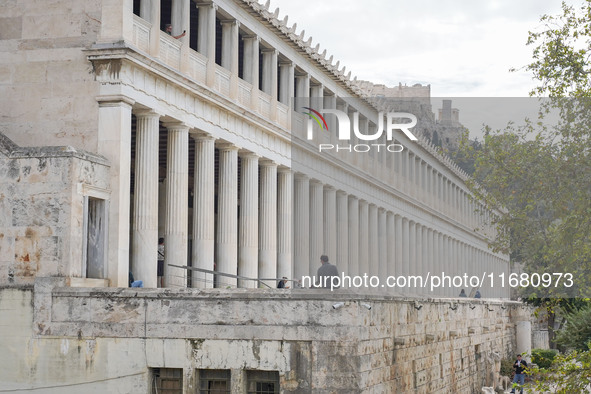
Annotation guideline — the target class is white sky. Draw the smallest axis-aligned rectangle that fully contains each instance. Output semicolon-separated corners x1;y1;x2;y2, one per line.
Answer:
269;0;574;97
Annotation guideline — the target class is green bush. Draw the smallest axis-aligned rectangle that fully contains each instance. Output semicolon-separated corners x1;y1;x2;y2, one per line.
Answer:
532;348;558;369
556;306;591;351
500;358;514;377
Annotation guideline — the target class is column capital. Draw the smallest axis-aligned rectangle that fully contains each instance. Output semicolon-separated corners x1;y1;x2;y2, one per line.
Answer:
336;189;347;196
239;150;260;160
191;131;217;141
259;158;277;167
310;178;323;186
277;166;292;174
261;47;278;54
134;109;161;119
217;142;240;151
324;185;336;191
378;207;386;214
162;121;189;131
279;60;294;67
195;1;217;10
220;19;239;27
294;172;309;181
242;34;260;42
97;94;135;108
348;194;358;201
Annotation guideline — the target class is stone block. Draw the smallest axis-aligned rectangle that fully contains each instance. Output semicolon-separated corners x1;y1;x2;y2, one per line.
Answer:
0;17;22;40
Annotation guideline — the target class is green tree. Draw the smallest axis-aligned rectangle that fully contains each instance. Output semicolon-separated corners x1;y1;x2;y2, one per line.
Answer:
460;1;591;349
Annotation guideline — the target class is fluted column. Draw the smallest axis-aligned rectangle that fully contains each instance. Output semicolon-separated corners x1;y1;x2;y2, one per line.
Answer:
358;200;369;275
309;180;324;276
386;212;395;277
258;160;277;287
347;196;359;276
294;174;309;280
336;191;348;275
238;152;259;288
198;2;217;86
216;144;239;287
368;204;379;276
242;35;259;108
279;61;294;105
163;122;189;288
132;110;160;288
416;224;423;282
378;208;388;280
401;218;410;279
221;19;239;99
395;215;403;279
323;186;337;261
277;168;292;280
192;134;216;288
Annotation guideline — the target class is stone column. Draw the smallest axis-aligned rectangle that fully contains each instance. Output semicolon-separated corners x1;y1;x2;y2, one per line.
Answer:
97;96;133;287
415;223;423;288
336;191;348;275
401;218;410;280
163;122;189;288
295;73;310;109
198;2;217;86
368;204;379;276
323;186;337;261
192;134;216;288
221;19;239;99
132;110;160;288
358;200;369;275
408;221;416;283
258;160;277;287
261;48;277;96
242;35;259;109
309;180;324;276
347;196;359;276
294;174;310;280
144;0;160;56
279;61;294;105
238;152;259;288
310;84;324;111
216;144;239;287
386;212;395;277
277;168;292;280
395;215;403;279
378;208;388;280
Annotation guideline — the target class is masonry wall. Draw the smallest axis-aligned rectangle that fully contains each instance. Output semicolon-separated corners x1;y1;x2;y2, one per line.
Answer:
0;144;110;286
0;0;103;151
0;280;529;393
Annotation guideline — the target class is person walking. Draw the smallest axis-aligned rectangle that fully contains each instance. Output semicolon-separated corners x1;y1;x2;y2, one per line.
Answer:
510;354;528;394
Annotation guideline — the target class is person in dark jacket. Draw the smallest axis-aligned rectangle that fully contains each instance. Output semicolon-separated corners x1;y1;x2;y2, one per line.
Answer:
510;354;528;394
316;255;339;289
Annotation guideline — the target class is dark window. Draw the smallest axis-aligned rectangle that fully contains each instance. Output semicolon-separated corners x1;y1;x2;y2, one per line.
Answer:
199;369;231;394
246;370;279;394
151;367;183;394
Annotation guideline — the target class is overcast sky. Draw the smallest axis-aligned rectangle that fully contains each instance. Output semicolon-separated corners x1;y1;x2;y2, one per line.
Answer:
270;0;576;97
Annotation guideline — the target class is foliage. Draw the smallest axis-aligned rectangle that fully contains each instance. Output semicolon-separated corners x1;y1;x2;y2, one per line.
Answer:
500;358;515;378
529;344;591;393
532;348;559;369
556;305;591;350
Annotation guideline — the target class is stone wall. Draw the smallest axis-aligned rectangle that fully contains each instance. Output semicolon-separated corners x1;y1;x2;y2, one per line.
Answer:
0;279;530;393
0;133;110;286
0;0;102;151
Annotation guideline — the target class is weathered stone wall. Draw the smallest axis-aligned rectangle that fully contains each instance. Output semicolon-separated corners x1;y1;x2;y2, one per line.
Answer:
0;0;103;151
0;280;529;393
0;134;110;286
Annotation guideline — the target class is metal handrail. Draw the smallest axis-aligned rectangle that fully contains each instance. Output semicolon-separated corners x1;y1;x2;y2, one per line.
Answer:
168;264;298;289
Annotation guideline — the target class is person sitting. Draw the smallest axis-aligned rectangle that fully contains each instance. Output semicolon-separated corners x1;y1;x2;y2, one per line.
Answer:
277;277;289;289
459;289;467;297
128;271;143;288
164;24;186;39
